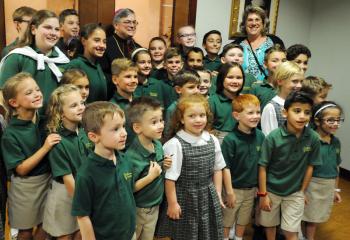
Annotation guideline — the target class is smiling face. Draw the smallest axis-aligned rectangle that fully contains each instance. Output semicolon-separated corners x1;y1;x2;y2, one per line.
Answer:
82;28;106;59
61;91;85;127
316;108;342;136
223;66;244;97
113;69;138;95
245;13;264;36
61;14;80;39
292;54;309;73
136;52;152;76
164;56;183;77
181;103;207;136
284;102;312;135
203;33;222;55
187;51;203;69
177;26;196;48
149;39;166;63
264;51;287;74
233;103;261;132
114;14;137;39
32;17;60;54
278;74;304;98
198;71;211;95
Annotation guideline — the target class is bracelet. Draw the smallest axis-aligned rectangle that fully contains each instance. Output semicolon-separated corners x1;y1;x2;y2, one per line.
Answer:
257;191;268;197
335;188;341;193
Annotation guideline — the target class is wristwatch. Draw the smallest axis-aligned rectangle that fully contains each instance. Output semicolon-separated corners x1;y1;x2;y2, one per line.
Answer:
257;191;268;197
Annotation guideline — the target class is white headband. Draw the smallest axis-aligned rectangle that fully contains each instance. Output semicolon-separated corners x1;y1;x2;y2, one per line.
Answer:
314;104;337;118
131;48;148;62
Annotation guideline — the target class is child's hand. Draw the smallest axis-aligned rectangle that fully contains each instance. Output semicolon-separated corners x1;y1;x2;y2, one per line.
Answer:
167;202;181;220
259;195;272;212
162;155;173;170
147;161;162;180
224;191;236;209
43;133;61;150
334;192;342;203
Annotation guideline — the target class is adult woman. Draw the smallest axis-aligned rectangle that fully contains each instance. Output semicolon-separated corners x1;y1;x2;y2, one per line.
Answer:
232;6;284;81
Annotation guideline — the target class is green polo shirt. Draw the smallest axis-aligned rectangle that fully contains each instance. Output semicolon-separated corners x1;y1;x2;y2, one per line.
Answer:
1;38;18;59
203;55;221;72
221;125;265;188
134;77;166;107
312;136;341;179
49;127;91;182
72;151;136;240
242;72;257;94
209;93;236;132
160;78;178;110
109;92;134;148
250;80;277;111
259;125;322;196
126;137;164;208
209;75;218;95
0;45;65;115
1;116;49;176
64;55;107;103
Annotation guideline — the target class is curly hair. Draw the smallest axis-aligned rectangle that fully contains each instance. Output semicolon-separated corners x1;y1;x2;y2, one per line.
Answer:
240;5;270;36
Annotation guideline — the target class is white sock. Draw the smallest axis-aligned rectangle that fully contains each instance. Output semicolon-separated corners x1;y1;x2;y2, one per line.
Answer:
224;238;229;240
229;226;235;239
234;236;243;240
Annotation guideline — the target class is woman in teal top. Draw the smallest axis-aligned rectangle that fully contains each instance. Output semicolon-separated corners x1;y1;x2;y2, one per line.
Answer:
0;10;70;115
64;23;107;103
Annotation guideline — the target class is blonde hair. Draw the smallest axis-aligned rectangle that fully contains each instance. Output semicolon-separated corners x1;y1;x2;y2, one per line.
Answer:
168;94;212;140
46;84;80;133
2;72;34;120
272;61;303;91
82;101;125;134
111;58;138;76
61;69;88;85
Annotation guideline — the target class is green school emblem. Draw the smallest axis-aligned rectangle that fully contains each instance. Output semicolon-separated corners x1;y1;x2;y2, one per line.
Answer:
303;146;311;152
336;148;340;154
150;92;158;97
124;172;132;181
256;146;261;152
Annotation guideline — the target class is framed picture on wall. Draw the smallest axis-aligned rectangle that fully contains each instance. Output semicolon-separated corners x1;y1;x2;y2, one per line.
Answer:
229;0;280;39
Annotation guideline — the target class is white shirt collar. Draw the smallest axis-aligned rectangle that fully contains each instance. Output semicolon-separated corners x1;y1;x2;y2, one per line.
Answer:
176;130;210;144
272;95;285;105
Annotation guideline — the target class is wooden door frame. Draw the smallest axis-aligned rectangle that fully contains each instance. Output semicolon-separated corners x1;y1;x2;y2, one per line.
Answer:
0;0;6;53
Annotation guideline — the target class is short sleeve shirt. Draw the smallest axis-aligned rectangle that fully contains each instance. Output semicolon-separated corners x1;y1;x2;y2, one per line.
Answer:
209;93;236;132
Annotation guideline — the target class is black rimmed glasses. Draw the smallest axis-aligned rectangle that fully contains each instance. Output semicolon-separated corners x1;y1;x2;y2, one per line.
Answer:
321;118;345;125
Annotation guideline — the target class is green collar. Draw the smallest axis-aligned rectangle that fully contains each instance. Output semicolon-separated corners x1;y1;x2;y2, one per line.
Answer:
77;55;98;68
233;123;256;138
90;151;123;168
218;92;232;102
9;114;39;127
112;91;132;103
280;123;310;138
131;137;157;159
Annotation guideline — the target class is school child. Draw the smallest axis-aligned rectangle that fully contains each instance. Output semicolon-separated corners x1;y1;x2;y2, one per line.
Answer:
1;6;36;58
185;47;204;70
64;23;107;103
302;101;343;240
156;94;226;240
71;102;136;240
258;91;322;240
43;84;89;239
197;68;212;97
61;68;90;102
176;25;196;58
65;37;83;60
126;97;172;240
261;61;304;136
301;76;332;105
1;73;61;240
131;48;167;106
56;9;80;53
152;47;184;109
209;62;245;143
149;37;167;70
286;44;311;73
250;44;287;111
221;94;265;240
202;30;222;72
0;10;70;115
220;43;257;94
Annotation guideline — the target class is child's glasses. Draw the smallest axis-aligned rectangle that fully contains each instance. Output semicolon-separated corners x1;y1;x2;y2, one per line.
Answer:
321;118;345;125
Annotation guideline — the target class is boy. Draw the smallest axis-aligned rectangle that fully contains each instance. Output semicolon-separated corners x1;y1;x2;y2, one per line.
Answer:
1;6;36;58
185;47;204;70
286;44;311;73
57;9;80;53
126;97;172;240
258;91;322;240
176;25;196;58
301;76;332;104
197;68;212;97
202;30;222;71
221;94;265;240
72;102;136;240
110;58;139;147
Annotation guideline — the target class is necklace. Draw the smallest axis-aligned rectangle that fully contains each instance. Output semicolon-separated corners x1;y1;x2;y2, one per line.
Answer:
113;35;125;58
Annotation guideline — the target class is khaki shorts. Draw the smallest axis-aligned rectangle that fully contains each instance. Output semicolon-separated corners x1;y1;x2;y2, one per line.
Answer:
135;205;159;240
222;188;256;227
259;191;304;232
43;181;79;237
303;177;335;223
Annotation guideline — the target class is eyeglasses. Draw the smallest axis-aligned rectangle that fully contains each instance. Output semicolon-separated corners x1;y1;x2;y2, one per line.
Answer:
321;118;345;125
179;33;196;38
120;20;138;26
17;19;31;23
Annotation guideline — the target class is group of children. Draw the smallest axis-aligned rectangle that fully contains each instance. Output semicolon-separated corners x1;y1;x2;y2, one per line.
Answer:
0;5;344;240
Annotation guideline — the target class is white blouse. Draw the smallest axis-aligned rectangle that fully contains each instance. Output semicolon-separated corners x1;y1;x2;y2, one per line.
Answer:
261;95;285;136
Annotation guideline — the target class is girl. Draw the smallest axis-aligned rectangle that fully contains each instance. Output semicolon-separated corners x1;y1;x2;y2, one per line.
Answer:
131;48;166;106
1;72;61;240
209;62;245;143
0;10;70;115
250;44;287;111
61;68;90;102
156;94;226;240
261;61;303;135
149;37;167;70
302;101;343;240
65;23;107;103
43;84;89;240
219;43;256;94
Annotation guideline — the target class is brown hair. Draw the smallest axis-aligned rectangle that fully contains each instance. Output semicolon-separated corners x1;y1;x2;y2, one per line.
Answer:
61;69;87;85
12;6;36;21
240;6;269;36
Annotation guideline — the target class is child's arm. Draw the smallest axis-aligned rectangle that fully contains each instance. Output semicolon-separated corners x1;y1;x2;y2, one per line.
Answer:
165;179;181;220
259;166;271;211
15;133;61;176
334;170;342;203
134;161;162;192
222;168;236;208
213;169;225;208
63;174;75;197
301;165;313;204
77;216;96;240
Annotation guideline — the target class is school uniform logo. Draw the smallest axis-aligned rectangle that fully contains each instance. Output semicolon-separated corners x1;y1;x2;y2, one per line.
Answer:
303;146;312;152
149;92;158;97
256;146;261;152
336;148;340;154
123;172;132;181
